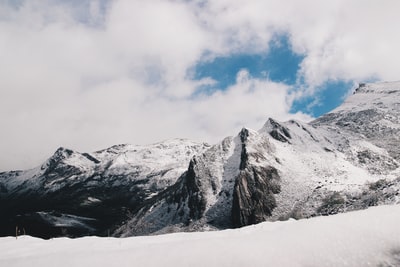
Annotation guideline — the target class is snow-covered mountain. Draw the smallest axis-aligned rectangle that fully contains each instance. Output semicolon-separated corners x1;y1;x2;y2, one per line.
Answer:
116;81;400;236
0;140;209;238
1;81;400;238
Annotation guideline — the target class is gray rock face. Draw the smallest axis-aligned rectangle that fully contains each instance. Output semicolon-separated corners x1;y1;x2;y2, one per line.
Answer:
264;118;292;143
232;165;280;227
119;128;282;235
231;127;281;227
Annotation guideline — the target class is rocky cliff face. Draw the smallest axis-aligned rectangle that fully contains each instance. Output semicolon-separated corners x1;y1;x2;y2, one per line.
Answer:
1;81;400;238
231;128;281;228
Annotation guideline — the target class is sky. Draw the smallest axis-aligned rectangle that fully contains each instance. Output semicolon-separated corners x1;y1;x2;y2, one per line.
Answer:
1;0;400;171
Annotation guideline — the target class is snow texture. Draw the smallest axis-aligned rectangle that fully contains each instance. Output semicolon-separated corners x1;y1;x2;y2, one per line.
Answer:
1;204;400;267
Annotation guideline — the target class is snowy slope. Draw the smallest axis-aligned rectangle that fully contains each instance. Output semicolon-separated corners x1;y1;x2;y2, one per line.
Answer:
313;81;400;161
116;81;400;236
0;139;209;238
1;139;210;193
1;204;400;267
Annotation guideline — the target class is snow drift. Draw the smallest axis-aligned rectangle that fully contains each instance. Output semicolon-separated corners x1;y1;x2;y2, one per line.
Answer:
1;204;400;267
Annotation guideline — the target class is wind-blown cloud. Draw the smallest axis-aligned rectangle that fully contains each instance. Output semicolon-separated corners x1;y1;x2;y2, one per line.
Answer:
0;0;399;170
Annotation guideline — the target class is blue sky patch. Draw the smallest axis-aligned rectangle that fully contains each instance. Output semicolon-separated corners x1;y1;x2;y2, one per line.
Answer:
191;35;358;118
192;35;303;90
290;81;354;118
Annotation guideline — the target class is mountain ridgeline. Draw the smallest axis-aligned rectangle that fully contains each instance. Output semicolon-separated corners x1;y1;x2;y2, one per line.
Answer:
1;81;400;238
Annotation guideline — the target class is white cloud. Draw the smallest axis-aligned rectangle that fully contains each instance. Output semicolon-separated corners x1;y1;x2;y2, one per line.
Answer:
1;0;400;170
198;0;400;85
288;0;400;87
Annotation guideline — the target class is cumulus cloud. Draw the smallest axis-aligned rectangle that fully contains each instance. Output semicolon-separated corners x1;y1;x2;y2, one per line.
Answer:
198;0;400;85
0;0;399;170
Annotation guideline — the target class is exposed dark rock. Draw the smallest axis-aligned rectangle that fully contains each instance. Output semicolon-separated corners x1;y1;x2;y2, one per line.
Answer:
239;128;250;170
266;118;292;143
317;192;346;215
118;156;212;236
232;165;281;228
82;153;101;164
182;158;208;220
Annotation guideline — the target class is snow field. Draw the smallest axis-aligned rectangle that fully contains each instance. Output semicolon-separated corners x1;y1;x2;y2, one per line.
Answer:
1;204;399;267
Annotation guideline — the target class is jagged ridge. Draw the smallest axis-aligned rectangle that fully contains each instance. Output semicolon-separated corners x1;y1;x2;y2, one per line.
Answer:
1;81;400;238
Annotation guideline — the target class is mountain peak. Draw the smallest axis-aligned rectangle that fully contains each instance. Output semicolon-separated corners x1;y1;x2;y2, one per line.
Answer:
54;146;74;156
313;80;400;118
1;81;400;239
261;118;292;143
43;147;75;166
354;81;400;95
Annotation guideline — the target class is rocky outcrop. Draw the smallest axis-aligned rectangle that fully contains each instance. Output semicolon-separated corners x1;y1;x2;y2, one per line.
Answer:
232;165;280;227
232;128;281;227
114;128;282;235
264;118;292;143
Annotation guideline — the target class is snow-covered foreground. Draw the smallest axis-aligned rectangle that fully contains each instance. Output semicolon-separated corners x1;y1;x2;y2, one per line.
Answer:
1;205;400;267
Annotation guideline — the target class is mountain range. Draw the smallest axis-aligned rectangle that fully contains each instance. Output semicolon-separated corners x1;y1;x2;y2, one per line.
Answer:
1;81;399;239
